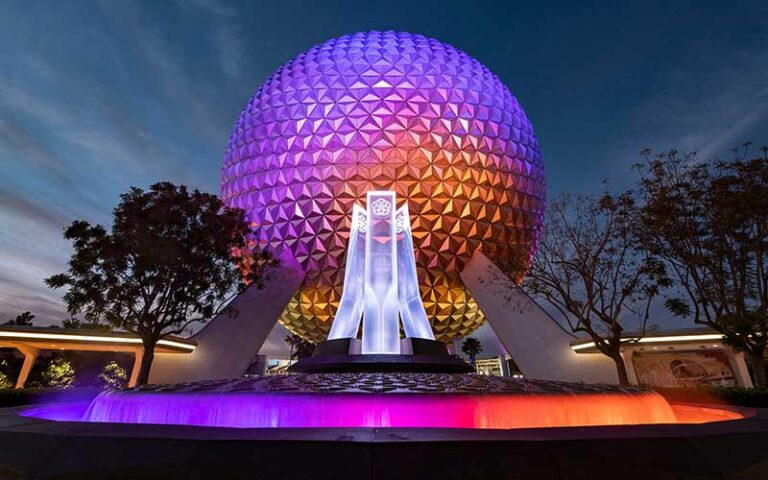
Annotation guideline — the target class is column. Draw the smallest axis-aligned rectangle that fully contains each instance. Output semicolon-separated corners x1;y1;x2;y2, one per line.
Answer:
395;203;434;340
726;349;754;388
621;349;639;385
128;347;143;387
328;204;366;340
362;191;400;354
14;345;39;389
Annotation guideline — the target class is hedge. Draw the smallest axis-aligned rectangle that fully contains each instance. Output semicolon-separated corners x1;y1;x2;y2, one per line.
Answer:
0;387;101;408
654;385;768;408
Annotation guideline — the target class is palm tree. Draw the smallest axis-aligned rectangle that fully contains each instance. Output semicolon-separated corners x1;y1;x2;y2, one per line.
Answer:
284;334;302;361
461;338;483;367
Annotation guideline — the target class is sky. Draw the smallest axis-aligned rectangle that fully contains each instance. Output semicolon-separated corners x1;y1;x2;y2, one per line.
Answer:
1;0;767;326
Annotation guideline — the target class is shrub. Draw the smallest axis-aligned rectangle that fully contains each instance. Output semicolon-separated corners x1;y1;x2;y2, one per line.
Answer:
0;371;12;390
655;385;768;408
41;358;76;389
97;361;127;389
0;388;101;408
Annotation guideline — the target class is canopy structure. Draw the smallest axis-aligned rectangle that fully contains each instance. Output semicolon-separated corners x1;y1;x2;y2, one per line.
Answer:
0;326;196;388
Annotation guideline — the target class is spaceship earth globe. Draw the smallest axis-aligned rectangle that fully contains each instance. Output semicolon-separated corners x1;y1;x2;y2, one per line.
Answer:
221;31;546;343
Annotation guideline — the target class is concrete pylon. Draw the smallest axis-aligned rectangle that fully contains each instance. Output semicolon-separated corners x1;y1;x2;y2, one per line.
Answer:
149;254;305;384
460;252;617;384
14;345;38;389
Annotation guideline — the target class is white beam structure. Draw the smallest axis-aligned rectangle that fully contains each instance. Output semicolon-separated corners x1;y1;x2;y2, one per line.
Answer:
460;252;617;383
149;253;305;383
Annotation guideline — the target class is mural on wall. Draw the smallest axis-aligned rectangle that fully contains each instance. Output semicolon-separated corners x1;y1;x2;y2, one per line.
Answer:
633;350;736;387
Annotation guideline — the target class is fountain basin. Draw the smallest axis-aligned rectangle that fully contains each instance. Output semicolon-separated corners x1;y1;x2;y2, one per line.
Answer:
4;374;765;479
18;373;742;429
3;401;765;480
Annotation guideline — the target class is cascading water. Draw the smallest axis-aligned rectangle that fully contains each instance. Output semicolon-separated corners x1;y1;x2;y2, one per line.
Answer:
22;373;742;430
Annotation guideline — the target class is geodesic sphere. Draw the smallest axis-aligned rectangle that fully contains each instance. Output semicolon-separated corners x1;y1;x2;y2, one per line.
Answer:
221;31;545;343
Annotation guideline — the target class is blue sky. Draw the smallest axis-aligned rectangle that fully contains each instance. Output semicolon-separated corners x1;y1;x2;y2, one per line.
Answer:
1;0;767;325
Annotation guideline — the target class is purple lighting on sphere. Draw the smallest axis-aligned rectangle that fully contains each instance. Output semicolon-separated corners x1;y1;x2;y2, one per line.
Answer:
220;30;546;342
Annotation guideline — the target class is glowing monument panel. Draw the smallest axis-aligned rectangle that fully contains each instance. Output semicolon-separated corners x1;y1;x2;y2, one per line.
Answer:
328;192;434;353
327;204;366;340
396;203;435;340
362;192;400;353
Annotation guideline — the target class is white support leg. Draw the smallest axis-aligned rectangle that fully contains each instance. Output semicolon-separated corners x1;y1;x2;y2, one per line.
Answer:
622;349;639;385
148;253;305;384
460;252;618;383
727;349;754;388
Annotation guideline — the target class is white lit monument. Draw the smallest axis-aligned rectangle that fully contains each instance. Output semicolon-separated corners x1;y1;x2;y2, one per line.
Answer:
328;191;435;354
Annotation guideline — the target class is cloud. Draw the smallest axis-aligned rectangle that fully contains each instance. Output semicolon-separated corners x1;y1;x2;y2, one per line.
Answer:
0;82;69;125
0;287;67;325
67;128;151;175
0;281;68;325
1;55;208;188
170;0;251;82
122;10;238;151
0;117;65;176
214;24;245;81
176;0;237;18
0;3;246;327
0;230;71;325
619;49;768;160
0;81;74;180
0;188;71;229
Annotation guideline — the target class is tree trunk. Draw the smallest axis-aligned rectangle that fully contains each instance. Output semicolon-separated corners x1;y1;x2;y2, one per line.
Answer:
748;352;767;388
136;339;157;386
612;354;630;386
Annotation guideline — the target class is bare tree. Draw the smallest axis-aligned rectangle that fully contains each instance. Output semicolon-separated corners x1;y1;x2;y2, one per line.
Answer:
636;147;768;387
521;192;668;385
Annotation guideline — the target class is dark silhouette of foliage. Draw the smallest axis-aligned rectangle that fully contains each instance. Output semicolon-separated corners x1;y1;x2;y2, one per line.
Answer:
636;145;768;387
461;337;483;366
284;334;299;361
60;316;110;331
47;182;277;385
284;334;314;360
4;311;34;326
295;340;315;359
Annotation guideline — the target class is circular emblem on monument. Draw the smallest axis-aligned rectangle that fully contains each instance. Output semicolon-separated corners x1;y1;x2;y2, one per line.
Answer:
371;198;392;217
